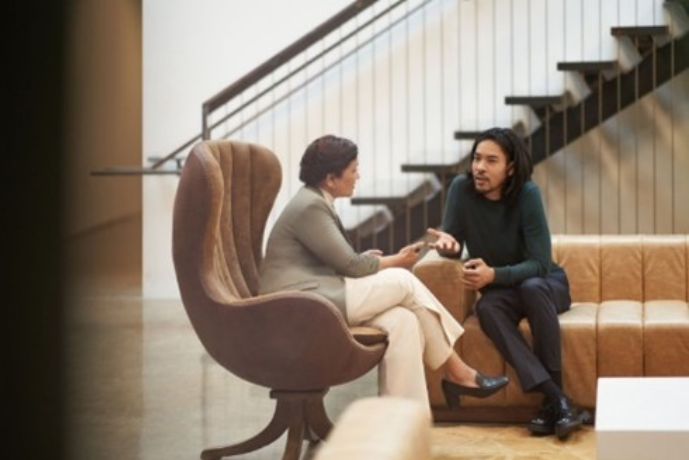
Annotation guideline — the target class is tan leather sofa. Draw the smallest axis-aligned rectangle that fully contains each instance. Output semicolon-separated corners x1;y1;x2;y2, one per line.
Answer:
414;234;689;423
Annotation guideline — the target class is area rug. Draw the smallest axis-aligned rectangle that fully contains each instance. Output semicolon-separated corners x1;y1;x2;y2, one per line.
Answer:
431;423;596;460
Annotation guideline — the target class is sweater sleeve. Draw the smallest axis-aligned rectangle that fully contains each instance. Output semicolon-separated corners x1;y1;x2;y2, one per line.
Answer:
439;175;466;259
492;184;552;285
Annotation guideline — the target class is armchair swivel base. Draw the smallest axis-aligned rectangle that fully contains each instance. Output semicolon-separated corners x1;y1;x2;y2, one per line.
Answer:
201;389;332;460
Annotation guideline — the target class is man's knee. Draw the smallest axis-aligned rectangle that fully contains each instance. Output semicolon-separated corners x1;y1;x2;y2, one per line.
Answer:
518;278;565;326
519;277;548;295
518;277;552;306
475;299;498;326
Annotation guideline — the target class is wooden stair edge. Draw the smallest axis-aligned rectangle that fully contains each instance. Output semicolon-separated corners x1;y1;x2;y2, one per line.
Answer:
91;167;180;176
611;25;670;37
351;177;441;209
453;130;484;140
504;95;563;106
557;61;618;72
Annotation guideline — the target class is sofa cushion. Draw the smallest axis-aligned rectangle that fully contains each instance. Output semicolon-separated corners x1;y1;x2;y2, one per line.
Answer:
600;236;644;301
597;301;644;377
559;303;599;407
644;300;689;375
553;235;602;303
643;235;687;301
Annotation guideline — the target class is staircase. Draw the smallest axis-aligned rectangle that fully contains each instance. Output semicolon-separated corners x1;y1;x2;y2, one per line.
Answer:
352;17;688;252
130;0;689;280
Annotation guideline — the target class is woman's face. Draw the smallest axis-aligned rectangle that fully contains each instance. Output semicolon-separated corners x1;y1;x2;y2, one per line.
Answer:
327;159;360;198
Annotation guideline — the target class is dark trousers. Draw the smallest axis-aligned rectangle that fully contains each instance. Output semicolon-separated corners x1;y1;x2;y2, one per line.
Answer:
474;268;571;392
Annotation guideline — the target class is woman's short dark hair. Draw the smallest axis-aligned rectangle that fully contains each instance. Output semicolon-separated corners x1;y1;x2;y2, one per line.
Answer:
467;127;533;201
299;135;358;186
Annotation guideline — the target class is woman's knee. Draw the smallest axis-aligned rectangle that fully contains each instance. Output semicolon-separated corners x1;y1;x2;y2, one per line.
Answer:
378;267;416;287
370;307;421;338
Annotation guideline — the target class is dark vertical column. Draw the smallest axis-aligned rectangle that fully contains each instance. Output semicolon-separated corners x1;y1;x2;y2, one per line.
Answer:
6;2;67;459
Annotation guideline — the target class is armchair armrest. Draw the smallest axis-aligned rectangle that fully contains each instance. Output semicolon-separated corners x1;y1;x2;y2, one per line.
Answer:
413;250;476;323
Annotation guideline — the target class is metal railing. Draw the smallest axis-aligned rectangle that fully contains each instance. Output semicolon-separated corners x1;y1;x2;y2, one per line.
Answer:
100;0;689;244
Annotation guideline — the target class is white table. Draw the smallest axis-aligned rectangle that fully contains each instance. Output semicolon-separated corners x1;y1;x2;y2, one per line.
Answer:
596;377;689;460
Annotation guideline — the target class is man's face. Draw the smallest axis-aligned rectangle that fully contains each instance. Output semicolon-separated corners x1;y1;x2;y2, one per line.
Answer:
471;139;513;201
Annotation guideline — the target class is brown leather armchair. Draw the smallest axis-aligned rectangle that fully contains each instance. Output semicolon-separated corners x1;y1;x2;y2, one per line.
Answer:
172;140;388;460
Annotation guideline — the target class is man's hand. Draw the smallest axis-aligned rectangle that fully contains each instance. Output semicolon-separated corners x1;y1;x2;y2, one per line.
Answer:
426;228;461;255
461;258;495;290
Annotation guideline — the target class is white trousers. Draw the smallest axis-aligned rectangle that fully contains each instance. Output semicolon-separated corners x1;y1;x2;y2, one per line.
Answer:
345;267;464;410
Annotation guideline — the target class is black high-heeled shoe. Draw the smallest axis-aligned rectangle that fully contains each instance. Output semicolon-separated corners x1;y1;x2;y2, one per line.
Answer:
442;372;509;408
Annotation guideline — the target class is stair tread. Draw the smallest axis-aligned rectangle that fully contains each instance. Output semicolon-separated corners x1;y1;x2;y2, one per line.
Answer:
557;61;618;72
91;167;180;176
611;25;669;37
401;163;462;174
504;95;562;106
352;175;441;207
351;196;411;206
453;130;484;140
337;204;392;232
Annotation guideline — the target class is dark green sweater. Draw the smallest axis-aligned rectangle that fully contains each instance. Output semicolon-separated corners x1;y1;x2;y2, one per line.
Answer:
442;175;560;287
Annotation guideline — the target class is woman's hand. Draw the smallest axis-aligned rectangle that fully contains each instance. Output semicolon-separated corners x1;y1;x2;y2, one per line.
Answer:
377;242;424;270
460;258;495;290
426;228;461;255
396;242;425;269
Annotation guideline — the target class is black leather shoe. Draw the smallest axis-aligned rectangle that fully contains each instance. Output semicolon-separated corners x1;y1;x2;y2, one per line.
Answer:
553;396;588;440
528;399;557;435
442;372;509;408
529;396;591;438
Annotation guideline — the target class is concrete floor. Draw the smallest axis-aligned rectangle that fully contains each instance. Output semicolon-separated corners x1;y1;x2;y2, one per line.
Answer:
64;290;596;460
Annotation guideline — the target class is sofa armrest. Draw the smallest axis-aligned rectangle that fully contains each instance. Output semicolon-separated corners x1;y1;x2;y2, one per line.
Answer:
413;250;477;323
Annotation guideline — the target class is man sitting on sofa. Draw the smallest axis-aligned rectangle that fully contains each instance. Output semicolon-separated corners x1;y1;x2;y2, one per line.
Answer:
427;127;588;440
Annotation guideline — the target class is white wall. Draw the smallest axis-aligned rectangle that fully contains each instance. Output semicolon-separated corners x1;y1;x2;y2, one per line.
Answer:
144;0;688;298
143;0;352;297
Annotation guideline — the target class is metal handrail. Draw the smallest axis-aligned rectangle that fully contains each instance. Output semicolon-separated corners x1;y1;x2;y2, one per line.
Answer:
208;0;432;142
91;0;384;176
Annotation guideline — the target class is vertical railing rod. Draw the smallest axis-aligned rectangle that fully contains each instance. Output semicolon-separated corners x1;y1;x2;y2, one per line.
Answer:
207;0;433;142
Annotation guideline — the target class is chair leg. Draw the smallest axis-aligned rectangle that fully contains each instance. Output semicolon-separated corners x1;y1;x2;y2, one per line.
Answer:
303;393;333;440
200;389;333;460
282;417;306;460
201;394;298;460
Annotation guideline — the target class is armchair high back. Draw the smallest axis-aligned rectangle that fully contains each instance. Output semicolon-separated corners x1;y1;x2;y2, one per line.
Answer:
172;140;387;460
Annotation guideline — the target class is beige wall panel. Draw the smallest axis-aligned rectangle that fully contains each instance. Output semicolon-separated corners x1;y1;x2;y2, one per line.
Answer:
670;72;689;233
599;123;622;234
563;141;585;234
636;112;657;235
65;0;142;290
544;150;567;234
540;71;689;236
619;107;644;234
582;130;602;234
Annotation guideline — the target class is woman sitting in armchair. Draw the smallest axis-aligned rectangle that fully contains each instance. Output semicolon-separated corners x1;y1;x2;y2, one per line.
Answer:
259;134;509;415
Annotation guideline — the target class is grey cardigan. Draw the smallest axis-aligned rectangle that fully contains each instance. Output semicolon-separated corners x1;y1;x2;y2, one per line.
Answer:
258;186;379;314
